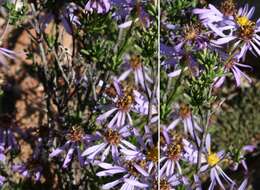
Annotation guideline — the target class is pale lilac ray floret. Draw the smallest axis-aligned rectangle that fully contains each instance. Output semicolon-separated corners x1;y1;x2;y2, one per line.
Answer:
81;125;137;162
96;161;149;190
210;4;260;60
12;161;43;182
118;55;153;92
200;134;234;190
214;55;252;88
120;126;158;174
0;47;16;65
160;125;197;177
49;128;91;168
85;0;111;14
167;104;202;140
97;80;157;128
193;4;235;37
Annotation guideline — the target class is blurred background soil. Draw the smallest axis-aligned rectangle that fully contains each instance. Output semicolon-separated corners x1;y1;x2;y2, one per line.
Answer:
0;13;73;184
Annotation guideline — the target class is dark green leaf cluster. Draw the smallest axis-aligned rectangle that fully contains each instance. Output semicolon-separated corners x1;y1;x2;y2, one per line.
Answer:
186;50;222;109
3;1;28;26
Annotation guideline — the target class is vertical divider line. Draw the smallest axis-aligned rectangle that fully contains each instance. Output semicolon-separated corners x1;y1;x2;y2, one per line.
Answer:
157;0;160;189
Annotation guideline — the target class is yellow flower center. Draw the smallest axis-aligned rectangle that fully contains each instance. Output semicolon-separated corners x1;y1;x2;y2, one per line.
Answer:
116;85;134;111
160;179;170;190
167;141;183;161
66;127;84;142
237;16;251;27
130;55;141;70
146;146;158;163
179;104;191;119
225;60;235;69
125;160;146;177
236;16;256;40
105;129;121;145
207;153;220;166
116;94;134;111
183;24;200;41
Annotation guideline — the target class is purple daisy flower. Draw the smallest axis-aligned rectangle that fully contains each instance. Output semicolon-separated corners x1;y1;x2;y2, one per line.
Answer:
49;127;90;168
193;3;235;37
214;56;252;88
12;137;46;181
199;134;234;190
120;126;158;174
97;80;135;127
160;43;200;78
229;145;256;173
156;174;181;190
175;23;209;51
85;0;111;14
167;104;201;140
81;125;137;162
13;159;43;182
96;161;149;189
118;55;153;91
97;80;157;127
211;4;260;60
160;126;197;177
161;22;209;62
117;1;150;28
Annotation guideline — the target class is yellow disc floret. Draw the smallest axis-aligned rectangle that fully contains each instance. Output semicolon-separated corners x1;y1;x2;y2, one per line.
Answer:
105;128;121;145
207;152;220;166
146;146;158;163
236;16;256;40
237;16;251;27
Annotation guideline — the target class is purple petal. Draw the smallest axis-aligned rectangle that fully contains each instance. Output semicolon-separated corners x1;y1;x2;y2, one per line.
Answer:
102;179;122;189
82;143;106;157
205;134;211;152
97;108;118;122
168;69;182;78
238;179;248;190
118;20;133;28
101;145;111;161
212;36;236;45
62;145;75;168
96;168;126;176
124;178;148;188
133;164;149;177
49;141;71;158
